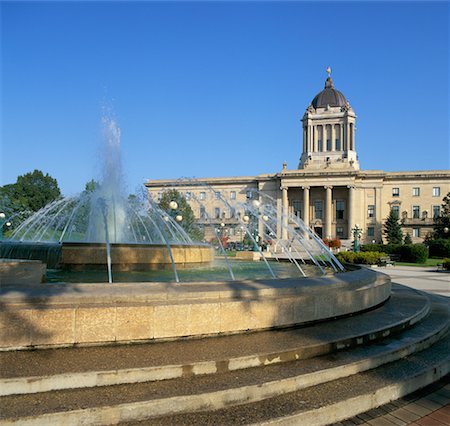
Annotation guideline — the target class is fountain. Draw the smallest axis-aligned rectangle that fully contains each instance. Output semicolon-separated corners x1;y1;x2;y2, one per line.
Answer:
0;117;213;283
0;115;346;284
0;115;391;360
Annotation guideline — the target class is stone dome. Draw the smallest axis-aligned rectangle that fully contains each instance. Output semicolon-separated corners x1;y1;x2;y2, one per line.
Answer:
311;77;348;109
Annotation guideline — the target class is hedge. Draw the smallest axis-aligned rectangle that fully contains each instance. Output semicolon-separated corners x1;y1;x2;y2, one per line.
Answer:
428;239;450;258
361;243;429;263
396;244;429;263
336;251;387;265
361;244;401;254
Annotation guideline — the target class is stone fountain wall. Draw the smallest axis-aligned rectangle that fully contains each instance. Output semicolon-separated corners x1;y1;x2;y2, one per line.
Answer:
61;243;214;271
0;268;391;350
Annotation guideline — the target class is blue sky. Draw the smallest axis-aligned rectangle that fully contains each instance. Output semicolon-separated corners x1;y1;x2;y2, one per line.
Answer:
1;1;449;196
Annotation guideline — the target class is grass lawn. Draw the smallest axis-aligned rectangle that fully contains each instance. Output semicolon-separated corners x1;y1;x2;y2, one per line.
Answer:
396;258;444;267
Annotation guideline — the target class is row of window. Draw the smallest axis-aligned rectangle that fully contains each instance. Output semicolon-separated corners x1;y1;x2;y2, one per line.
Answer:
390;205;441;219
294;201;441;221
292;200;345;221
316;138;341;151
200;206;240;220
392;187;441;197
366;227;421;238
157;190;254;202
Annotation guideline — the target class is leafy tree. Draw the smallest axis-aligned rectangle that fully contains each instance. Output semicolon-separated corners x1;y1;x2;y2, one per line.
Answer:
84;179;99;193
433;192;450;239
158;189;204;241
6;170;61;213
383;209;403;244
403;233;412;245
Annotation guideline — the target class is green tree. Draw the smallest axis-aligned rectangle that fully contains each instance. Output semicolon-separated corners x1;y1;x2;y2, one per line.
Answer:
158;189;204;241
433;192;450;239
384;209;403;244
403;233;412;245
84;179;99;193
6;170;61;213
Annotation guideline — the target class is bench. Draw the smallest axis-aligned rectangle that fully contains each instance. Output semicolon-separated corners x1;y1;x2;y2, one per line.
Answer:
378;257;394;267
378;254;400;267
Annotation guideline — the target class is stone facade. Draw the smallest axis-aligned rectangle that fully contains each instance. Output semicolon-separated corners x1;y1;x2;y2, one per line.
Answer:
146;71;449;245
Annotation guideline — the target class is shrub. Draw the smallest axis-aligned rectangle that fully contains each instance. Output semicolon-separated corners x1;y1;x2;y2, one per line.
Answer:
428;239;450;258
322;238;341;249
403;233;412;245
336;251;356;263
361;244;385;253
442;258;450;271
385;244;403;255
336;251;387;265
329;238;341;249
397;244;429;263
361;244;401;255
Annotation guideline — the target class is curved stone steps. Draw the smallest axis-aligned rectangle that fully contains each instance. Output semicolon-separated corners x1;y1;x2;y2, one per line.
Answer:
0;294;447;425
0;284;429;396
147;338;450;426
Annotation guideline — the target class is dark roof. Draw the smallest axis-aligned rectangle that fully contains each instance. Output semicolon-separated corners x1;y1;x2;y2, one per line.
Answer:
311;77;348;109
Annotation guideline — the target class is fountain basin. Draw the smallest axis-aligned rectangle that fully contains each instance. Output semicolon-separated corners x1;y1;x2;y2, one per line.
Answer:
61;242;214;271
0;267;391;350
0;259;46;287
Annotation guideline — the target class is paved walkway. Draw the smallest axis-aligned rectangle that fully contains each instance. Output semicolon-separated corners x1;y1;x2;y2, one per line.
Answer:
375;265;449;297
334;375;450;426
335;266;449;426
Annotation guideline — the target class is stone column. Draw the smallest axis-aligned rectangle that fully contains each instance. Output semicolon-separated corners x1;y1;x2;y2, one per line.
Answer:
350;123;354;150
345;122;352;151
306;124;312;151
302;186;310;230
352;123;356;150
347;185;354;238
340;124;344;151
314;125;318;152
325;186;333;238
331;124;336;151
281;185;289;240
303;127;308;153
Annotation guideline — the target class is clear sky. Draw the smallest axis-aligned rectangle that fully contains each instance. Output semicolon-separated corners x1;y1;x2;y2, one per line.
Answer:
1;1;449;196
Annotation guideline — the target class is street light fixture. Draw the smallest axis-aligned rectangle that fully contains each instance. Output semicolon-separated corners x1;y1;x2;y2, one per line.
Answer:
0;212;11;240
352;224;362;252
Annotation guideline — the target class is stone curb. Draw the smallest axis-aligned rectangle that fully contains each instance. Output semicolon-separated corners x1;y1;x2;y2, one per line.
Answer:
0;290;432;396
1;325;448;424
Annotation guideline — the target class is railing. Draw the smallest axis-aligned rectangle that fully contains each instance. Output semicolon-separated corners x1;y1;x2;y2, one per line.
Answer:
401;218;434;226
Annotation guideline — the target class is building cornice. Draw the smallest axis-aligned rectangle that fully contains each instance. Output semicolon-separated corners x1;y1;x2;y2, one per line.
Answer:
145;169;449;188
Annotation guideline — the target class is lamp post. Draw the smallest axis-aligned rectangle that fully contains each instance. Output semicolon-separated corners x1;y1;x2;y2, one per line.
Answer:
0;212;12;240
352;224;362;252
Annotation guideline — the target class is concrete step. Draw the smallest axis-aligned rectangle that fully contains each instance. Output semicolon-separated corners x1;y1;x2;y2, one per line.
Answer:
0;294;448;425
0;284;430;395
147;338;450;426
